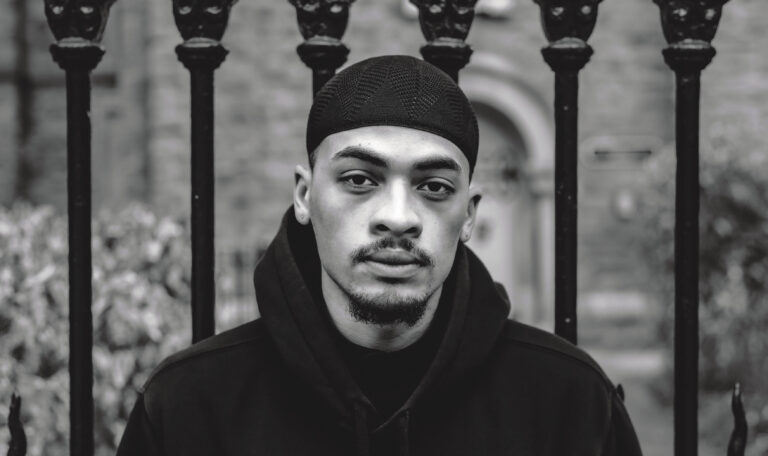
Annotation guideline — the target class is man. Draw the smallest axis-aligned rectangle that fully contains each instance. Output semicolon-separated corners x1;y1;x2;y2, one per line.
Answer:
117;55;642;455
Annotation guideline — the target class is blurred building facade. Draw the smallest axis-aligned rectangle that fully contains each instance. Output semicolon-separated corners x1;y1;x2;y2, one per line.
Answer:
1;0;766;324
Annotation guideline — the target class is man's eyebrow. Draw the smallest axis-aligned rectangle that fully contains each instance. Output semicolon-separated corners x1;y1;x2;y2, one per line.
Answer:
413;157;462;173
332;147;389;168
332;146;462;173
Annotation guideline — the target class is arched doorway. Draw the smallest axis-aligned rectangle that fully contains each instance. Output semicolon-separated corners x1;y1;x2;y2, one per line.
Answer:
461;55;555;325
466;102;535;320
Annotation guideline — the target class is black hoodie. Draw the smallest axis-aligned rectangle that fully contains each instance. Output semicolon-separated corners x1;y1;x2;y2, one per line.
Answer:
117;209;643;456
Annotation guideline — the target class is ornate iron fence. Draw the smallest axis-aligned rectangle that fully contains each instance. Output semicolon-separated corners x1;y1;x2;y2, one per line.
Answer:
5;0;750;455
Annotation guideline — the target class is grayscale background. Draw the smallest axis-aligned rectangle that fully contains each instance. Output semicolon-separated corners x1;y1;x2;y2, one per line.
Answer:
1;0;767;455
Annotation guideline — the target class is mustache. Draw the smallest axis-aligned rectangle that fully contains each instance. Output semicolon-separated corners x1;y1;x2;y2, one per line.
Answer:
351;237;434;267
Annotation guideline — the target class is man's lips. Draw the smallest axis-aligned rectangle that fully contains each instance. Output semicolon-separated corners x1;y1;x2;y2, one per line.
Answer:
361;250;427;279
364;250;422;266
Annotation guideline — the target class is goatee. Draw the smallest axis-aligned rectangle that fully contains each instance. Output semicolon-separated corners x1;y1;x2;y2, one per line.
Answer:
346;291;429;327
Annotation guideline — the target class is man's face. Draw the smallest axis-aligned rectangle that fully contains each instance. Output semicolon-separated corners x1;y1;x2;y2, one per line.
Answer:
294;125;480;326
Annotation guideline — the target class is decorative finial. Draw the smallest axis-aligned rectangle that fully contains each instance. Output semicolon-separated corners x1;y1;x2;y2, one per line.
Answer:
532;0;601;43
654;0;728;45
653;0;729;74
173;0;239;42
288;0;354;40
44;0;116;43
409;0;478;81
410;0;477;42
533;0;602;73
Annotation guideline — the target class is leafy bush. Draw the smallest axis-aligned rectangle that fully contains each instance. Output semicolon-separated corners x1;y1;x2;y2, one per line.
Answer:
642;124;768;453
0;204;192;456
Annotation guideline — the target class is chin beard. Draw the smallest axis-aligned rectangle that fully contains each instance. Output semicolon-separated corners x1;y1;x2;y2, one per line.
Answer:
346;290;430;327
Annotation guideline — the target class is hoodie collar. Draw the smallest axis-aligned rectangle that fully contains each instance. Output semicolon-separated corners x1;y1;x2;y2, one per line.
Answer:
254;207;510;425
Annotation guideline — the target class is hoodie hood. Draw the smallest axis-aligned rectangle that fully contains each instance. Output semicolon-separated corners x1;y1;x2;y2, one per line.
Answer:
254;208;510;448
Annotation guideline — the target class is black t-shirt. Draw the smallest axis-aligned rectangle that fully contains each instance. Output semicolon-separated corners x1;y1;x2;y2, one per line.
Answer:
313;265;455;424
331;292;451;423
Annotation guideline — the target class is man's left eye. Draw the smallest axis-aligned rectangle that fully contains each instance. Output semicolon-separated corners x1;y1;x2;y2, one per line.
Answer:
418;180;454;196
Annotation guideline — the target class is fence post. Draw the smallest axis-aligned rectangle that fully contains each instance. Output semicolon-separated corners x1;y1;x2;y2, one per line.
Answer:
652;2;735;455
43;1;116;454
7;393;26;456
289;0;355;97
409;0;477;83
728;383;747;456
533;0;601;345
172;0;238;343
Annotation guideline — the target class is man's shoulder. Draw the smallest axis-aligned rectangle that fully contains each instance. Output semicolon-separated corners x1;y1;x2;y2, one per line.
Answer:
495;319;613;391
140;319;272;394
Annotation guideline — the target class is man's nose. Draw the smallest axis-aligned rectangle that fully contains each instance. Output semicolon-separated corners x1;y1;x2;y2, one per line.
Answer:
370;182;422;238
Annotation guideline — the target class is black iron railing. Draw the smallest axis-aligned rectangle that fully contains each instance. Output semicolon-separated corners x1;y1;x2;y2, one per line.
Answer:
39;1;116;454
652;1;742;455
3;1;751;455
172;0;238;344
533;0;601;345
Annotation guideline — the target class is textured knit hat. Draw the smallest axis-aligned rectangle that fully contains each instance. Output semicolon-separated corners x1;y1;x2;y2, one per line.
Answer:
306;55;479;172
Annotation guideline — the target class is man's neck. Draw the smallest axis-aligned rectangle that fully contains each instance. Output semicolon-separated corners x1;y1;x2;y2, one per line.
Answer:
321;271;442;353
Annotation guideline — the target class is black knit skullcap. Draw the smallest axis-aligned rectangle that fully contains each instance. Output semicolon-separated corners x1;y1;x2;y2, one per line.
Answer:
306;55;479;172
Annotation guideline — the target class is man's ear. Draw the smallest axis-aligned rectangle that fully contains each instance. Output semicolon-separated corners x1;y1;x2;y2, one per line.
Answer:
460;185;482;243
294;165;312;225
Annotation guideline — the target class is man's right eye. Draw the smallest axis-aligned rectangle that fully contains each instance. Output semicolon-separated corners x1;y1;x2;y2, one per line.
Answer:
341;174;377;188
